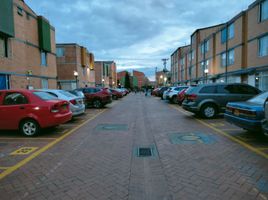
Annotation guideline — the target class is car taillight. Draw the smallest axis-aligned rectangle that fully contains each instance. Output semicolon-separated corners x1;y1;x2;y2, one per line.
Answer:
51;104;60;113
187;94;197;101
240;109;257;118
70;99;77;105
226;106;233;112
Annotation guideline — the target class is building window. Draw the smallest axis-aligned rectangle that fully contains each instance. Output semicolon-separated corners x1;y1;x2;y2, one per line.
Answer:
56;48;65;57
228;49;235;65
221;52;226;67
41;79;49;89
41;51;47;66
191;50;195;60
228;23;235;39
259;35;268;57
201;40;209;54
83;68;86;76
0;36;8;57
17;6;23;16
221;28;227;43
260;0;268;22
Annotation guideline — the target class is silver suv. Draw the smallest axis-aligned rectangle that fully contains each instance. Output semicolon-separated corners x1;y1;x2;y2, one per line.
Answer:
182;83;261;118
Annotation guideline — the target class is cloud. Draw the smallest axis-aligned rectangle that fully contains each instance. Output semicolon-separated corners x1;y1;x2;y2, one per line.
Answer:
25;0;255;80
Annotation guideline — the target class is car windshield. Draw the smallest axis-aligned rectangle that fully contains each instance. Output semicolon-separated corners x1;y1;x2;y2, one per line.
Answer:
33;91;58;100
248;92;268;104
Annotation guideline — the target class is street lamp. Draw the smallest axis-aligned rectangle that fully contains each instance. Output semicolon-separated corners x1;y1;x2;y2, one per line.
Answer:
204;68;209;84
74;71;78;88
102;78;105;87
160;75;163;86
164;77;167;86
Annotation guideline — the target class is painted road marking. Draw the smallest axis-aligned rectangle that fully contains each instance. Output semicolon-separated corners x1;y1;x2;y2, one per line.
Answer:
0;137;56;140
0;167;9;170
210;123;225;127
0;109;107;180
170;105;268;159
10;147;38;155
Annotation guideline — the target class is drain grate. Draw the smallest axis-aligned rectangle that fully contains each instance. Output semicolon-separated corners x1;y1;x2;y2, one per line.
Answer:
138;148;152;157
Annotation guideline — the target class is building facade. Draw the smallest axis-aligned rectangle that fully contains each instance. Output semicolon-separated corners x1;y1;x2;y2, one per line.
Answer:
170;0;268;91
133;70;146;89
0;0;57;89
94;61;117;88
155;71;166;87
56;43;95;90
117;71;127;87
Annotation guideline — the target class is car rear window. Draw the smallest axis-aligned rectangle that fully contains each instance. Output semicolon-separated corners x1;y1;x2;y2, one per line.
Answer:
59;90;76;98
248;92;268;105
199;86;216;93
33;91;58;100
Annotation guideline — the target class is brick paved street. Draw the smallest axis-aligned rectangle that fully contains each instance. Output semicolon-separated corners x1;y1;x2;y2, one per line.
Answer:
0;94;268;200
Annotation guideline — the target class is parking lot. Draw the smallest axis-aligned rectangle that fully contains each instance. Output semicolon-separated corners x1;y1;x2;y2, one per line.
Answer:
0;94;267;200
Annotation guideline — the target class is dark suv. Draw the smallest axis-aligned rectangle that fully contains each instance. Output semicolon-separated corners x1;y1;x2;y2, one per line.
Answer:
77;87;112;108
182;83;261;118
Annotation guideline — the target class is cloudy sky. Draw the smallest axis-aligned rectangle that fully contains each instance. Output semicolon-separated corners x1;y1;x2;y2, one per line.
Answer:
26;0;254;80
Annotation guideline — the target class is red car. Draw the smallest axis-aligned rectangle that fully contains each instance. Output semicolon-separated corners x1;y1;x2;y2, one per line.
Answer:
0;90;72;136
110;89;123;100
77;87;112;108
177;87;189;105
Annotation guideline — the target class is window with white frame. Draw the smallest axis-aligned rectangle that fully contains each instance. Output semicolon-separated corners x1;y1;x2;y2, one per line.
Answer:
228;49;235;65
41;79;48;89
221;52;226;67
56;48;65;57
260;0;268;22
41;51;47;66
259;35;268;57
228;23;235;39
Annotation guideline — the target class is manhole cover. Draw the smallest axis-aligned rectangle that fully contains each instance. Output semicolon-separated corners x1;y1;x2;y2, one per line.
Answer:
138;148;152;157
95;124;128;131
169;132;217;144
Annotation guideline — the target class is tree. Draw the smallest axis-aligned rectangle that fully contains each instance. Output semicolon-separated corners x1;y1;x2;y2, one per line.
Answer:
124;72;131;89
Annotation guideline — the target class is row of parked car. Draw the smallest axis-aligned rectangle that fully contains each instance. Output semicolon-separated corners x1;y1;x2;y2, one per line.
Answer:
0;87;130;137
152;83;268;137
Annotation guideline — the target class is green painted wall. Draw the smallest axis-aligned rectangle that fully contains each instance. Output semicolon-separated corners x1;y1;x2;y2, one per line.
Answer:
133;76;138;87
120;77;125;86
0;0;14;37
38;16;51;52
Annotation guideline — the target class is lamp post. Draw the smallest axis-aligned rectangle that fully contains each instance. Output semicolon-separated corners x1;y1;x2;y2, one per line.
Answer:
74;71;78;89
164;77;167;86
204;68;209;84
102;78;105;87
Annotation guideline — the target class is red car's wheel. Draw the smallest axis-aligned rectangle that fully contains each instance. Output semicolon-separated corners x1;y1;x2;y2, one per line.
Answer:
20;119;40;137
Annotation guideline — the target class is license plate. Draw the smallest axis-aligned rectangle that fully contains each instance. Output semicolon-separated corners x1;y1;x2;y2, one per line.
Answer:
234;110;239;116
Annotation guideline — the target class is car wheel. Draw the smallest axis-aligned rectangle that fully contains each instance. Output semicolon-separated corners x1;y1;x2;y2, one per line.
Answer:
93;99;102;108
172;96;178;104
201;104;217;119
20;119;40;137
112;95;118;100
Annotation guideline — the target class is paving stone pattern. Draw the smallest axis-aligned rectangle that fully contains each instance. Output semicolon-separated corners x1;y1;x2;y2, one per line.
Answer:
0;94;267;200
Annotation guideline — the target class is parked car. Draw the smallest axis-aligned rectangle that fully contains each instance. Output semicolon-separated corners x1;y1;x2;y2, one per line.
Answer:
37;89;85;117
162;87;172;100
262;99;268;137
177;87;189;105
157;86;169;99
68;90;85;99
77;87;112;108
165;86;188;103
110;88;123;100
182;83;261;118
224;92;268;135
0;90;72;136
151;88;160;96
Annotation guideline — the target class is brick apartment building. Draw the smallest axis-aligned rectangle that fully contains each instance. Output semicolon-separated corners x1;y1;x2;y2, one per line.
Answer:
117;71;127;87
0;0;57;89
155;71;166;87
133;70;146;88
171;0;268;91
56;43;95;89
94;61;117;88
